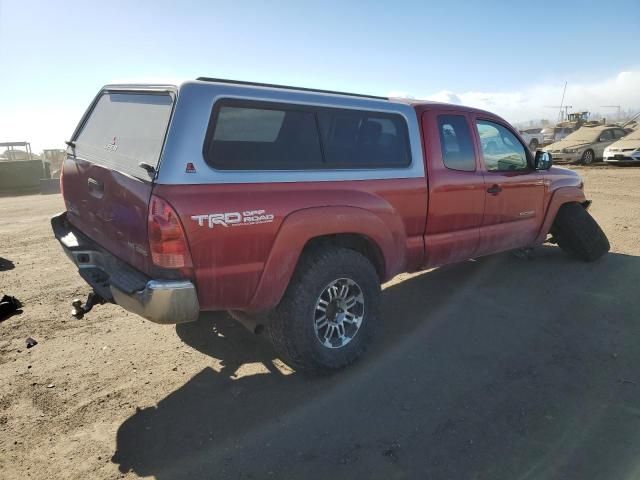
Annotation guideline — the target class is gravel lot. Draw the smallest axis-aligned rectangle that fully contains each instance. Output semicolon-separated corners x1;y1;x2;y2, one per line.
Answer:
1;166;639;479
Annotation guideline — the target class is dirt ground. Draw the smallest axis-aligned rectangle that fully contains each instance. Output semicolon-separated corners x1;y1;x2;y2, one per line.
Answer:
1;166;640;479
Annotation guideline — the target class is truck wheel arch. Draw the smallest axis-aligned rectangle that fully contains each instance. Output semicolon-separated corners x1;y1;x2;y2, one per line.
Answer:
533;186;588;245
302;233;386;279
247;206;406;311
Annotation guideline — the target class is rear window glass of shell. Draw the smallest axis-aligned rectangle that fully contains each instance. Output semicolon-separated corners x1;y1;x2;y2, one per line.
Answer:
73;92;174;179
204;100;411;170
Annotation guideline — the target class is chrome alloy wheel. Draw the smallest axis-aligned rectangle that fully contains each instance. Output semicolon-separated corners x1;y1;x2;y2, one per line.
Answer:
313;278;365;349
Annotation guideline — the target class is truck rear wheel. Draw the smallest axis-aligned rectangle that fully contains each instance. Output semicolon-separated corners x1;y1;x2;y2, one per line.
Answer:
268;247;381;374
551;202;610;262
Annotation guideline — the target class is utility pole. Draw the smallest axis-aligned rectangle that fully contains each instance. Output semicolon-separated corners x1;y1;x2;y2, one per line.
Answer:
544;105;572;122
558;81;568;123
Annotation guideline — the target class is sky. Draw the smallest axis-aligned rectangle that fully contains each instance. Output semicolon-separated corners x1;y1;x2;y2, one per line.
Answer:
1;0;639;152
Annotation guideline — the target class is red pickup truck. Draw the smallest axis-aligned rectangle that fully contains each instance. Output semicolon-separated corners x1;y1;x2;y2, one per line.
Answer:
52;78;609;373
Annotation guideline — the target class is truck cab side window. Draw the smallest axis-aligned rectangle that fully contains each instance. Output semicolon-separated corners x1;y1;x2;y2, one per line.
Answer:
437;115;475;171
476;120;528;172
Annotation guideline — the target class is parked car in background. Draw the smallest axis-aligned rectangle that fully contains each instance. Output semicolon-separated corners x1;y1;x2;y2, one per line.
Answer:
541;126;574;146
544;125;627;164
519;128;544;150
604;127;640;165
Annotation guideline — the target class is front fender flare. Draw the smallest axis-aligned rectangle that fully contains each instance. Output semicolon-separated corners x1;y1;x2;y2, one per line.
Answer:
533;186;587;245
247;206;406;311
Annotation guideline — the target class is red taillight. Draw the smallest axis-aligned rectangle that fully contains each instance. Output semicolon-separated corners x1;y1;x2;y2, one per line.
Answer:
148;195;192;269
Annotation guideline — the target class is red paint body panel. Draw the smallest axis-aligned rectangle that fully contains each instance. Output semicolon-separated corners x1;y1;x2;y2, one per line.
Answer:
61;157;153;274
420;109;485;267
467;111;547;255
476;169;546;255
152;178;428;310
533;185;587;245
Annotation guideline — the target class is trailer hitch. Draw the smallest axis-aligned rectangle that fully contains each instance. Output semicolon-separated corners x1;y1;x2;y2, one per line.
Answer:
71;292;105;319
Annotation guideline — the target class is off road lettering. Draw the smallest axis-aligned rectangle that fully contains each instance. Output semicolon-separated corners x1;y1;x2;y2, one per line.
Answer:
191;210;274;228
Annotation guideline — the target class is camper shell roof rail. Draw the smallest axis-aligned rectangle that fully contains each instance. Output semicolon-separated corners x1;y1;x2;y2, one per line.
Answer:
195;77;388;101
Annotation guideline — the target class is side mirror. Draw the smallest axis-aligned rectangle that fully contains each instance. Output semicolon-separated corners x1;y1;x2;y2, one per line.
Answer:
535;150;553;170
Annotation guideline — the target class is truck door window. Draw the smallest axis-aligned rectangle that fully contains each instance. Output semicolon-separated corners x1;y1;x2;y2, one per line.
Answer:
476;120;528;172
437;115;475;171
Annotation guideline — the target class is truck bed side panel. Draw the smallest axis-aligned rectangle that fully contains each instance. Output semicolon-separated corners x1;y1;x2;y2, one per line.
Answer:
153;178;427;310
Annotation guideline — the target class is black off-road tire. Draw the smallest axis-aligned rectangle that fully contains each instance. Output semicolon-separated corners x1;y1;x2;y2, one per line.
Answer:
267;247;381;374
551;202;610;262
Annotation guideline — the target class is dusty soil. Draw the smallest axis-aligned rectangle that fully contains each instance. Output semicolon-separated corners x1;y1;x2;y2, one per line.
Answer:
1;166;639;479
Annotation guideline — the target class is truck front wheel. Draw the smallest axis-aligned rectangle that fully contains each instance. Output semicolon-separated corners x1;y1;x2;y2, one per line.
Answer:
551;202;610;262
268;247;381;373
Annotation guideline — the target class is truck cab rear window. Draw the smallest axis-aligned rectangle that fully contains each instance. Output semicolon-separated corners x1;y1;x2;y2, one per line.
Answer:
204;100;411;170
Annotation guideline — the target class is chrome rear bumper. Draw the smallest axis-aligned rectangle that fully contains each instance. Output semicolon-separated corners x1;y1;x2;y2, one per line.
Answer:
111;280;199;324
51;212;199;324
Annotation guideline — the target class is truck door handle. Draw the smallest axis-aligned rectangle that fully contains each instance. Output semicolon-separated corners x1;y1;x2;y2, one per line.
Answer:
87;177;104;198
487;184;502;195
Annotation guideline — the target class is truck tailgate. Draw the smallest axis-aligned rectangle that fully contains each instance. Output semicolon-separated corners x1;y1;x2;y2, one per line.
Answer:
61;90;174;275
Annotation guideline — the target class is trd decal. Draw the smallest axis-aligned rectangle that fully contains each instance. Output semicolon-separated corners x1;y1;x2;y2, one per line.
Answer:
191;210;275;228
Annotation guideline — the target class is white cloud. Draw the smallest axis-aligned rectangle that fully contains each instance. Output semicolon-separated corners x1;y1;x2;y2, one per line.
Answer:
424;90;462;105
391;70;640;124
